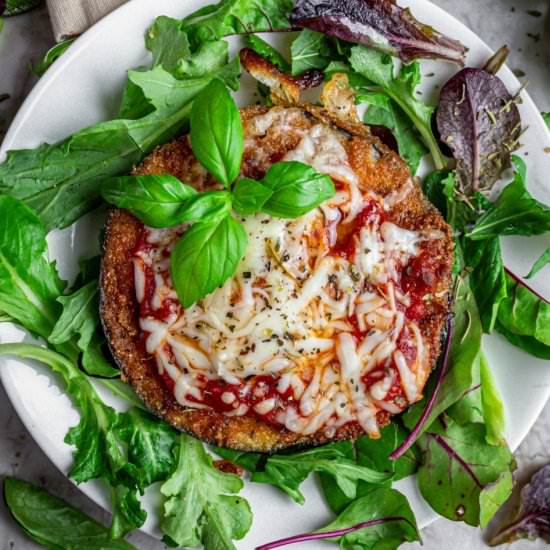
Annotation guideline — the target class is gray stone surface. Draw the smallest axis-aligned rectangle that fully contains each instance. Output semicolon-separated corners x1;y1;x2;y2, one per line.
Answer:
0;1;549;549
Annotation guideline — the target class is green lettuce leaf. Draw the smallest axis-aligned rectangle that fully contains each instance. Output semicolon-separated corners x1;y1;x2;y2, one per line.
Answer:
417;421;514;527
349;46;446;170
251;442;390;505
3;477;136;549
160;434;252;549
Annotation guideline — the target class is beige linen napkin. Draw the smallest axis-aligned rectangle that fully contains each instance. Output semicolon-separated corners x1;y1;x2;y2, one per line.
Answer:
46;0;127;41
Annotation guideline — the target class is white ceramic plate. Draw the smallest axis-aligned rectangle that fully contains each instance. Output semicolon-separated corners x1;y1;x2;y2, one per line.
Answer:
1;0;550;547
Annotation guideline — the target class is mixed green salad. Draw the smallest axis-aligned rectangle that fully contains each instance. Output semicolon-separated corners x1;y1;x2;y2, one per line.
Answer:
0;0;550;548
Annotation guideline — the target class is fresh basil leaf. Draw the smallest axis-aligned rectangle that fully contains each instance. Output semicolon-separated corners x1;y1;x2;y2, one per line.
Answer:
320;426;419;515
480;354;506;446
260;161;335;218
171;216;247;308
232;177;273;215
160;434;252;549
31;38;75;77
358;90;427;175
181;0;293;50
0;67;225;231
467;156;550;240
404;271;483;438
316;487;420;550
49;280;119;378
417;421;514;527
290;29;330;75
145;16;190;72
245;34;290;72
463;237;508;333
526;247;550;279
251;442;390;505
349;46;446;170
3;477;136;549
101;174;197;227
0;195;65;339
495;272;550;357
212;446;264;472
190;79;243;187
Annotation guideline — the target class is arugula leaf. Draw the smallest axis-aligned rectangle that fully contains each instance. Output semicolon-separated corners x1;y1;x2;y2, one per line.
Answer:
160;434;252;549
417;421;514;527
467;156;550;240
0;310;12;322
320;426;419;515
463;237;507;333
177;40;235;83
260;161;336;218
358;90;427;175
496;271;550;357
251;442;390;505
3;477;136;549
246;34;290;72
404;273;483;438
171;216;247;308
190;79;243;188
232;178;273;215
349;46;446;170
101;175;231;228
49;280;119;378
316;488;420;550
290;29;330;75
181;0;293;50
145;16;190;72
542;112;550;129
526;247;550;279
212;446;264;472
0;59;239;231
0;195;65;339
31;38;75;77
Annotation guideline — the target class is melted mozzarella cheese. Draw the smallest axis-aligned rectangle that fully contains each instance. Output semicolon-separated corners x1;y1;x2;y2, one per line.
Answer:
134;115;444;437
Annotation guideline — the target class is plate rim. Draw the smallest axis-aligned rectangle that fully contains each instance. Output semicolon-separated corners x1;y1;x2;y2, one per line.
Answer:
1;0;549;541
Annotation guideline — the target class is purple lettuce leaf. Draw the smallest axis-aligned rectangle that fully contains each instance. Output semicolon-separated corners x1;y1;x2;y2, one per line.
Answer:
290;0;467;64
436;67;521;194
490;464;550;545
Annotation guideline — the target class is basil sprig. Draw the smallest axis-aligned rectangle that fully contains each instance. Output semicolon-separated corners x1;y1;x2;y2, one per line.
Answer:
101;79;335;307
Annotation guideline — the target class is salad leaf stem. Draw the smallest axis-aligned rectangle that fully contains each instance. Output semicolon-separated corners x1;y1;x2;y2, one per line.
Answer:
390;317;453;460
255;517;409;550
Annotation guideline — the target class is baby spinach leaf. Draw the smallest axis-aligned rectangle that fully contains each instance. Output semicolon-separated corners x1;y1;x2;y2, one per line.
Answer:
467;156;550;240
496;271;550;357
246;34;290;72
463;237;507;333
290;29;331;75
190;79;243;188
358;90;427;174
181;0;293;50
49;280;119;378
3;477;136;549
31;38;75;77
349;46;446;170
417;421;514;527
404;273;483;439
260;161;336;218
232;178;273;215
171;216;247;308
480;354;506;447
490;463;550;545
160;434;252;549
251;442;390;505
145;16;190;72
0;195;65;339
526;247;550;279
290;0;466;64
